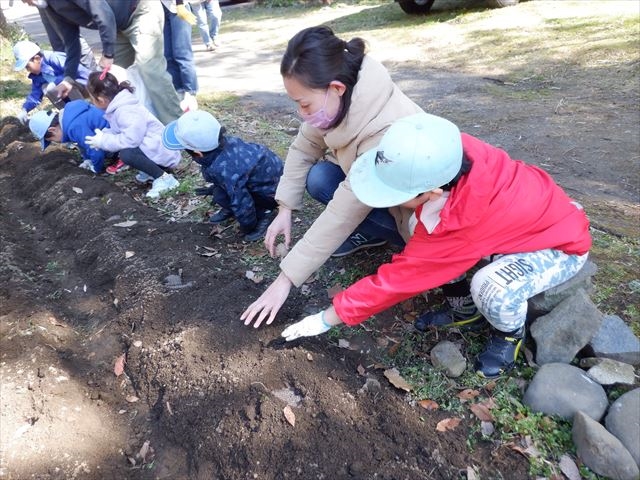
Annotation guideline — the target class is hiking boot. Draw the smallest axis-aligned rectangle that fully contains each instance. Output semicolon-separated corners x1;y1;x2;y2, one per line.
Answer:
475;327;525;378
331;233;386;258
146;173;179;199
209;208;233;224
106;159;129;175
135;171;154;184
414;309;485;332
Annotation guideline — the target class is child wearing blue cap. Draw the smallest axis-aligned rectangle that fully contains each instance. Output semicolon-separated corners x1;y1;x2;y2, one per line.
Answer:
28;100;109;173
13;40;91;124
162;110;284;241
279;112;592;379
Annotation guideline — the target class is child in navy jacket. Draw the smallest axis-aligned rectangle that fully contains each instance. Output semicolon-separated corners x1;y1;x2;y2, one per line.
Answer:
162;111;284;241
28;100;109;173
13;40;91;124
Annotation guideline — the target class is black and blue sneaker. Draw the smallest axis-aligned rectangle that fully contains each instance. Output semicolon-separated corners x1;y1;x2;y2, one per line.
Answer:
475;327;525;378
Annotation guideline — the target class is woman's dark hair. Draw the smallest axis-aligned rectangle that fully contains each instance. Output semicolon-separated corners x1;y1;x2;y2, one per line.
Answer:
87;71;135;101
280;26;366;128
441;153;472;191
43;112;60;141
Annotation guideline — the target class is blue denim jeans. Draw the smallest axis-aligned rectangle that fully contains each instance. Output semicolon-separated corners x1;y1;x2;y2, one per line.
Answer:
191;0;222;45
306;161;406;246
163;4;199;95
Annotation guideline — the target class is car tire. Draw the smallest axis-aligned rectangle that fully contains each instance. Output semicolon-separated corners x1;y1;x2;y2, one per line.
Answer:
397;0;436;14
485;0;519;7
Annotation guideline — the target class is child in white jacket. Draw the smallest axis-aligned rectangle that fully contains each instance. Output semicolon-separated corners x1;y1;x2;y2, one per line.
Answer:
84;70;181;199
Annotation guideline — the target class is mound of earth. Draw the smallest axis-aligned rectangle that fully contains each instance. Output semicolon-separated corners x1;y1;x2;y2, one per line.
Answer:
0;117;528;479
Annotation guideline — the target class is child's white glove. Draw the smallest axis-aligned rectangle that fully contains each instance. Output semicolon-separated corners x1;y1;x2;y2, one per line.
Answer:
281;311;332;342
17;109;28;125
85;128;104;150
78;159;97;173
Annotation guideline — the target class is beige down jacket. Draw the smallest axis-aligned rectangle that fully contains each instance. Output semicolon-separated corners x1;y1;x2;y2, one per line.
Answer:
276;55;424;287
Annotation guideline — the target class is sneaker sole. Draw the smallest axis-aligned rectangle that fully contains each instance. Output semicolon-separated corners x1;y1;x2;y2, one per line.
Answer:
331;240;387;258
106;167;130;175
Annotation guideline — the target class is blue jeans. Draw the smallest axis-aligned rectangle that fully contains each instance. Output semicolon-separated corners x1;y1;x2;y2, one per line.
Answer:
119;147;165;179
306;161;406;247
191;0;222;45
163;5;199;95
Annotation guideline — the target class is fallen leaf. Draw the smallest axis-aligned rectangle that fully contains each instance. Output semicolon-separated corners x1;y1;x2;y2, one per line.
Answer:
138;440;150;462
113;220;137;228
559;455;581;480
470;402;494;422
418;399;439;411
338;339;351;349
466;466;479;480
357;364;366;376
478;397;497;410
125;251;135;258
48;316;65;327
306;353;313;361
199;250;218;257
133;340;142;348
72;186;83;194
383;368;412;392
283;405;295;427
457;389;480;402
436;417;461;432
403;313;416;322
166;401;173;416
125;395;139;403
484;380;497;392
114;353;126;376
113;298;119;308
326;284;344;299
83;284;87;292
118;409;127;415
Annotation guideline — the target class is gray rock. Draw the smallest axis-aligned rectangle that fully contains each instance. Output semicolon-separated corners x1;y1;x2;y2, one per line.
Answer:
587;315;640;366
605;389;640;467
528;260;597;317
573;411;640;480
586;358;637;386
523;363;608;421
530;289;603;364
430;341;466;378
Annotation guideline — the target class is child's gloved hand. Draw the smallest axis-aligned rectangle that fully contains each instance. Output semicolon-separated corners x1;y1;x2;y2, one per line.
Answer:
78;159;97;173
281;311;332;342
176;4;197;25
17;109;28;125
85;128;104;150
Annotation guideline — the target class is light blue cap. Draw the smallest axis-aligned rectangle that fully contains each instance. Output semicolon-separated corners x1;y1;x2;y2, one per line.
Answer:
28;110;56;151
162;110;221;152
350;112;463;208
13;40;40;71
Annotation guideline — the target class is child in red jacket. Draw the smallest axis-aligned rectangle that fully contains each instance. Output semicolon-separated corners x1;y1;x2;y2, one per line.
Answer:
280;112;591;378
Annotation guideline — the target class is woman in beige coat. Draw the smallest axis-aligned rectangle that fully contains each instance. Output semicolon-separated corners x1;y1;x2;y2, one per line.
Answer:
241;26;423;327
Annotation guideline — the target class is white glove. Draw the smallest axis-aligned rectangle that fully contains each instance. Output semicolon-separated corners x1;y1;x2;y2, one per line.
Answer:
17;109;28;125
78;159;97;173
281;311;332;342
85;128;104;150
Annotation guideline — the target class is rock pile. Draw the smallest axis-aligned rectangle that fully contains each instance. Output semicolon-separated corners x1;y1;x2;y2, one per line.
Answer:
431;261;640;479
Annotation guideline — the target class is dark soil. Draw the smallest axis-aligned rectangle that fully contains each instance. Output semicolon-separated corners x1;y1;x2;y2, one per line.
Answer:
0;118;529;479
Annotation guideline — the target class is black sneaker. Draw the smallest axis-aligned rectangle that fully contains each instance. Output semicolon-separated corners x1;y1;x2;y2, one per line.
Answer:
331;233;386;258
474;328;525;378
209;208;233;224
243;210;274;242
414;309;485;332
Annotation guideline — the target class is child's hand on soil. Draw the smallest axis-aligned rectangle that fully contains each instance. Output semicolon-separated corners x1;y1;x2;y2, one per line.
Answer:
281;311;331;341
